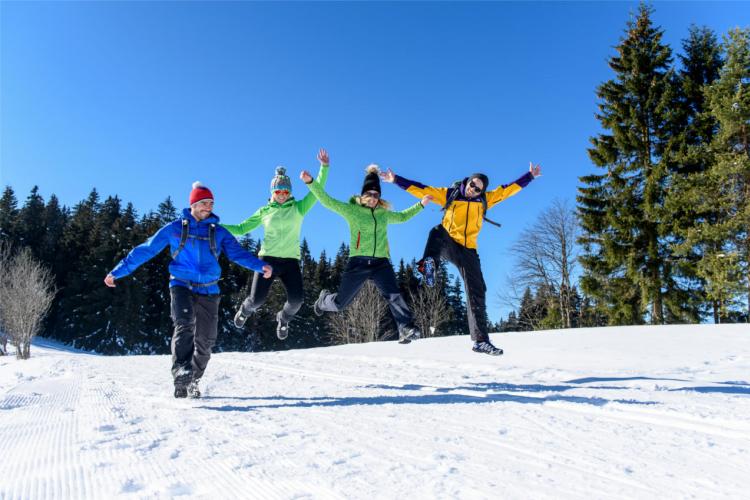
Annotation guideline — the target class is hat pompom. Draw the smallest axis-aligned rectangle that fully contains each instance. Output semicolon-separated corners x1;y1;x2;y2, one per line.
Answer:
192;181;205;189
365;164;380;174
275;166;287;176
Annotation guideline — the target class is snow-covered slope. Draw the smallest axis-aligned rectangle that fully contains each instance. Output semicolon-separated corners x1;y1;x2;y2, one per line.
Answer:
1;325;749;499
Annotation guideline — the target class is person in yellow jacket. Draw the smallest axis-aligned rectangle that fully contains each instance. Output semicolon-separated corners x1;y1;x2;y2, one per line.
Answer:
380;163;541;355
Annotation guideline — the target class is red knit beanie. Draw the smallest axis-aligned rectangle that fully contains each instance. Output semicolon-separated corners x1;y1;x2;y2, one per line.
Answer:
189;181;214;205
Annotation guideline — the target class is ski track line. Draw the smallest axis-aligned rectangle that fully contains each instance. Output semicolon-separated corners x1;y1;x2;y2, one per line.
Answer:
0;359;87;500
102;361;342;500
545;400;750;441
218;358;650;498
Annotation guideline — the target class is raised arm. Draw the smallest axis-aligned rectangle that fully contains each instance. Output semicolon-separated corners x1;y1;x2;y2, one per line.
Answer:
386;195;433;224
106;224;172;286
300;170;350;217
485;163;541;208
221;207;264;236
297;148;330;215
380;168;448;206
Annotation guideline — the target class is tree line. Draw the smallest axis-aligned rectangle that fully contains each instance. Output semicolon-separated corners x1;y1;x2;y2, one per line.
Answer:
0;186;472;355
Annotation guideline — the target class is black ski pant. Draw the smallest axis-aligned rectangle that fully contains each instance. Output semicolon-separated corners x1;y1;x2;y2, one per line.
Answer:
240;256;303;323
317;256;416;335
422;225;489;342
170;286;221;386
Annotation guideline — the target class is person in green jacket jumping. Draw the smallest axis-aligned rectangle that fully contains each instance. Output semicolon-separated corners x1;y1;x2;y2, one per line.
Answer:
300;164;432;343
223;148;329;339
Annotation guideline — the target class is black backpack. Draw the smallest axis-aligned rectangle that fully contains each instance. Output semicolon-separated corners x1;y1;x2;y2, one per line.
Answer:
442;180;502;228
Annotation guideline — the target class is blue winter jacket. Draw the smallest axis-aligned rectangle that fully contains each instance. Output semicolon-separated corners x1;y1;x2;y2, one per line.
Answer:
110;208;267;295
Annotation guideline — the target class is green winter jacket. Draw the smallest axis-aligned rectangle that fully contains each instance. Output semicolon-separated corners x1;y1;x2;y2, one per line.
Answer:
222;164;329;259
306;179;424;259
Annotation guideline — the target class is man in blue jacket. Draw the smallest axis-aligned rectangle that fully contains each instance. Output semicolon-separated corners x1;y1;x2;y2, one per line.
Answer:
104;182;272;399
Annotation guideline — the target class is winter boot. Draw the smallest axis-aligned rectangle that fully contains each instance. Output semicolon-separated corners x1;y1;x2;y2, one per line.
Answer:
174;386;188;398
398;326;421;344
313;289;328;317
276;311;289;340
174;370;192;398
418;257;436;287
234;307;251;329
472;340;504;356
187;379;201;399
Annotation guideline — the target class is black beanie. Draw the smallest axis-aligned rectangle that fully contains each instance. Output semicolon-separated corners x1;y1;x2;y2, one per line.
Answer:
361;164;382;195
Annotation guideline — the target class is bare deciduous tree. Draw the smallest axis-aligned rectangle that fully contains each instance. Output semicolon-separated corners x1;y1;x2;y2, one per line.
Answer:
328;282;392;344
499;199;579;329
0;247;57;359
408;285;450;337
0;242;9;355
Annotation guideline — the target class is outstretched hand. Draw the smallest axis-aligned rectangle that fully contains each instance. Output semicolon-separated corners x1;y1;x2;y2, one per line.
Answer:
317;148;329;165
104;274;116;288
261;265;273;279
300;170;313;184
529;162;542;178
420;195;434;207
379;168;395;183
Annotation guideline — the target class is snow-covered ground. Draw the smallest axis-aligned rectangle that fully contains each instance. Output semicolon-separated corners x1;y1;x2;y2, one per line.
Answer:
1;324;749;499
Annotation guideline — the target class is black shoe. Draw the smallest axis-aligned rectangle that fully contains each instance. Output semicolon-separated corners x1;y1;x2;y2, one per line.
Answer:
472;341;503;356
313;289;328;317
174;370;191;398
187;379;201;399
174;386;188;398
276;311;289;340
398;326;421;344
234;308;250;328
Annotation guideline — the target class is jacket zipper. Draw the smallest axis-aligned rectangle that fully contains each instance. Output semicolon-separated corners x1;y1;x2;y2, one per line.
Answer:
464;203;470;246
371;208;377;256
356;231;361;249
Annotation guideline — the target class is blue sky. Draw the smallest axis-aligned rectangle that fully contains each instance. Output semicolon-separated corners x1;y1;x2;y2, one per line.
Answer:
1;1;745;321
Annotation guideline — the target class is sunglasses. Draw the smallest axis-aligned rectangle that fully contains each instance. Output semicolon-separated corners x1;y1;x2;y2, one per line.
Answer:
363;191;380;199
468;180;484;193
274;190;290;196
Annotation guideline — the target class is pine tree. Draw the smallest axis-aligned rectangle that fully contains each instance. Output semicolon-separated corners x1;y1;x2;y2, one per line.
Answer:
17;186;46;259
579;3;679;325
0;186;20;245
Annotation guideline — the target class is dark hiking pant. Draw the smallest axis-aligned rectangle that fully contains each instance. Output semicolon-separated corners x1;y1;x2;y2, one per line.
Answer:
170;286;221;386
317;256;416;335
240;256;303;323
422;225;489;342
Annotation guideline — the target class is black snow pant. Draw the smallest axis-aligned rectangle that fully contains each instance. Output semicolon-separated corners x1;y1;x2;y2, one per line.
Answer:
317;256;417;335
239;256;303;323
422;225;489;342
170;286;221;386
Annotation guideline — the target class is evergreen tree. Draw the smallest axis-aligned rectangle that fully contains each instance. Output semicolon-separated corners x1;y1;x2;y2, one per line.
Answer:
0;186;20;246
17;186;46;259
579;4;679;325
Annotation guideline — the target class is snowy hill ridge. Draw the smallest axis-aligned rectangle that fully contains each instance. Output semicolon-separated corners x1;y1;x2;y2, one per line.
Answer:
1;324;749;499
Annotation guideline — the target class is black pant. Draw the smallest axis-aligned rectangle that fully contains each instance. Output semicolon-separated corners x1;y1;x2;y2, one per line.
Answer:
423;225;489;342
318;256;416;334
240;256;304;323
170;286;221;385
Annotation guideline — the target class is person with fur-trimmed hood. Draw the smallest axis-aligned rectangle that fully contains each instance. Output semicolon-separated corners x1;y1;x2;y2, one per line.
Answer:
104;182;272;398
223;149;330;340
300;164;432;343
380;163;542;355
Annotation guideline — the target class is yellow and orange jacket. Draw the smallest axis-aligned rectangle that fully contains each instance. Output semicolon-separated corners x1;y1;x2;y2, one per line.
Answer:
394;172;534;249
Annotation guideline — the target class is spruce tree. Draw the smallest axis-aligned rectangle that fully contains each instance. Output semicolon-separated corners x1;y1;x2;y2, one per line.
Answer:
579;3;679;325
0;186;20;245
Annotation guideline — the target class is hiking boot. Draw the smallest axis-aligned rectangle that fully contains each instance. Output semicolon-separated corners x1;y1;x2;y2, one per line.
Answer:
418;257;436;287
234;307;250;329
174;386;188;398
187;379;201;399
276;311;289;340
398;326;421;344
174;370;192;398
313;289;328;317
472;341;504;356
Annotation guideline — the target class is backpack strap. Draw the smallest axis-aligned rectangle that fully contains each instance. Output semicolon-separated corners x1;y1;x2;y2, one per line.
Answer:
171;219;220;260
208;223;219;259
171;219;190;259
